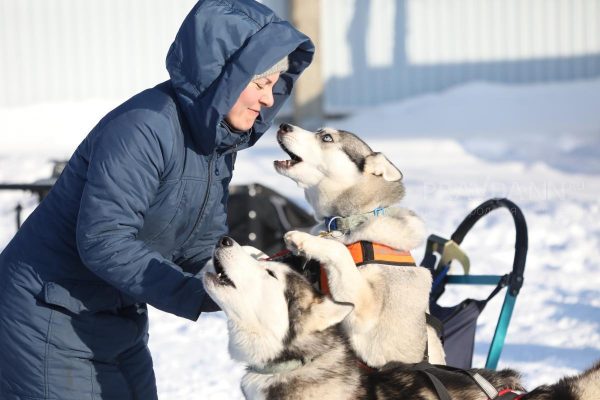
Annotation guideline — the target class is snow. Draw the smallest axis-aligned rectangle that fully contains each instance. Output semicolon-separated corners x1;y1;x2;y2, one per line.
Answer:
1;78;600;399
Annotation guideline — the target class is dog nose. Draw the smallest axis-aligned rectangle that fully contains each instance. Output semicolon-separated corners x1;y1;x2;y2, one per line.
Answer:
219;236;234;247
279;123;293;133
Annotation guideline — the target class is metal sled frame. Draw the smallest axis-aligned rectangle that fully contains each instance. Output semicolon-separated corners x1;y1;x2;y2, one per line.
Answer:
423;198;528;369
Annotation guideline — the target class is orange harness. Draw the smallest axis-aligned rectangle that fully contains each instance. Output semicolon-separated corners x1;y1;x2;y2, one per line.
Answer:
320;241;416;295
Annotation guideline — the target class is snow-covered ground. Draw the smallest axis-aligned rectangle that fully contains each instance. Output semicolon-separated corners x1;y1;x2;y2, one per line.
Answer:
1;78;599;399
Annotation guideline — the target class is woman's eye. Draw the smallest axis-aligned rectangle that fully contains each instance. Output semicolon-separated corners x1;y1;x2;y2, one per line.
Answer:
254;82;264;89
266;270;277;279
321;134;333;143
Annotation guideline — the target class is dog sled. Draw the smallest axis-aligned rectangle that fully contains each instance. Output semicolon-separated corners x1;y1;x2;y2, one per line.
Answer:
226;183;315;255
228;185;527;371
422;198;527;370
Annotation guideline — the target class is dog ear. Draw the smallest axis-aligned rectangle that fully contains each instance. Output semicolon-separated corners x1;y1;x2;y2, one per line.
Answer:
309;298;354;332
364;153;403;181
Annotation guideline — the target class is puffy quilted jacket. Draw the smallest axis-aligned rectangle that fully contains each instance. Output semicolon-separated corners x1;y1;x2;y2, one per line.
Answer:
0;0;313;398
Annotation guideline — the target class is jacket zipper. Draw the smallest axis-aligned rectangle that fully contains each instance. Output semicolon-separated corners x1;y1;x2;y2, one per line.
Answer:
180;128;247;247
181;153;216;247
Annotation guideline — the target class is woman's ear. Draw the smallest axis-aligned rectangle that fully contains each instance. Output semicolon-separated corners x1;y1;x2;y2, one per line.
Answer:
364;153;403;181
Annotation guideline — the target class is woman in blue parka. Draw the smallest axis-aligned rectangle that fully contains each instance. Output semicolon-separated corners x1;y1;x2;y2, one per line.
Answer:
0;1;313;399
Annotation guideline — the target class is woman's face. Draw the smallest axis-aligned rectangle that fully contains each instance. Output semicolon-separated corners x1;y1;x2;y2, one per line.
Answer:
225;72;281;132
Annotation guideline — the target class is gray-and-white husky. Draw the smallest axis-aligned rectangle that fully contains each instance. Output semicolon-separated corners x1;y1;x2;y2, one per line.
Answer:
202;236;600;400
273;123;445;366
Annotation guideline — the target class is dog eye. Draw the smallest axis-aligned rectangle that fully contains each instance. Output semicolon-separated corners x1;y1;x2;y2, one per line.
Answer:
321;134;333;143
266;269;277;279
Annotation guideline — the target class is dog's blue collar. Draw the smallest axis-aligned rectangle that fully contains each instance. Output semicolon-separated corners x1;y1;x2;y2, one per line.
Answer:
324;207;387;233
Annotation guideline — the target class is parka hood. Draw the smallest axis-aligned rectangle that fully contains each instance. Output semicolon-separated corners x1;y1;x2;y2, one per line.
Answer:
166;0;314;154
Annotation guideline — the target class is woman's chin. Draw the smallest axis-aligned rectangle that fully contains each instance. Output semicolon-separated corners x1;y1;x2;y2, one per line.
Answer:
227;115;258;132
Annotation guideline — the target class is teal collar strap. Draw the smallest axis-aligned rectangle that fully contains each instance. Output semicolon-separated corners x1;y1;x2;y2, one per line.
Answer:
248;358;306;375
324;206;388;233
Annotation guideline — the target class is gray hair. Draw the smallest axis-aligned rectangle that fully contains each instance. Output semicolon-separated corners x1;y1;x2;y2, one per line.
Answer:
252;57;289;80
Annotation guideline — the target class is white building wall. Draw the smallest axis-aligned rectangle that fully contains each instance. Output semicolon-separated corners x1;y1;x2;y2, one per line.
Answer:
1;0;600;113
0;0;197;107
321;0;600;112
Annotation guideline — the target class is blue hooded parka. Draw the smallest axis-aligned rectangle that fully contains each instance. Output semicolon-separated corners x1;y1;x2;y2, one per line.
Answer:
0;1;313;398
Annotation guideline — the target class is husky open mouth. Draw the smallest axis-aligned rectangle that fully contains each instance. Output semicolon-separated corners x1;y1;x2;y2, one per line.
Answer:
275;136;303;169
212;255;236;288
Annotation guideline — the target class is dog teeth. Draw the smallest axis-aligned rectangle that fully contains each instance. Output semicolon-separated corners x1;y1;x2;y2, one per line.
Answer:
274;160;294;169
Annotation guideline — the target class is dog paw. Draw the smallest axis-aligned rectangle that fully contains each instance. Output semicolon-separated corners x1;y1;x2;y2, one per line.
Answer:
284;230;313;256
284;230;345;262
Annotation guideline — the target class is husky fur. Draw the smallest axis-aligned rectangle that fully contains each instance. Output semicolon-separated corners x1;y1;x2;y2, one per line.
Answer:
201;237;600;400
274;124;445;366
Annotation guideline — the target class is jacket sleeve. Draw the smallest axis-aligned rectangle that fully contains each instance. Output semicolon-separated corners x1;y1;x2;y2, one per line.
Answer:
76;110;208;321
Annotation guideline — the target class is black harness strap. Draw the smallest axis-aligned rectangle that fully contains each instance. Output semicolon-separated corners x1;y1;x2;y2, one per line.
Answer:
381;362;452;400
380;361;519;400
411;363;453;400
360;240;375;261
426;313;444;341
429;364;498;399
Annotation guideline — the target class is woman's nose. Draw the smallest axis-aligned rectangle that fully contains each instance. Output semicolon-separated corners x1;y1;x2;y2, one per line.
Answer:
260;89;275;108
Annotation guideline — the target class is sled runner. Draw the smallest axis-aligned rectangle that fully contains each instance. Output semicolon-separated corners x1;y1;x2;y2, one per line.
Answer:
422;198;528;370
